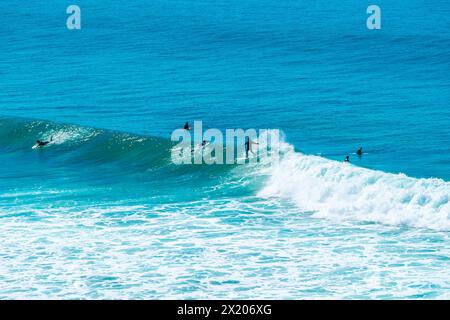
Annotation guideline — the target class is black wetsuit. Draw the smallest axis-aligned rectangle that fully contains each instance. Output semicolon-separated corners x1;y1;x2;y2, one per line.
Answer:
245;140;250;158
36;137;52;147
37;141;50;147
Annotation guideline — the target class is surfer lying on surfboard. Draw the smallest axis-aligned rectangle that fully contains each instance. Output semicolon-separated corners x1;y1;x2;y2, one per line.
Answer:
34;136;53;148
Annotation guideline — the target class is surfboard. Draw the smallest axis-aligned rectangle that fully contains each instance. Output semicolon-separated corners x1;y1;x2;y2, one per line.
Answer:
236;154;257;161
32;142;51;149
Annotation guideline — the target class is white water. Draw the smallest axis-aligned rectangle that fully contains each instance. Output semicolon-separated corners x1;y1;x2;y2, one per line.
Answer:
258;135;450;231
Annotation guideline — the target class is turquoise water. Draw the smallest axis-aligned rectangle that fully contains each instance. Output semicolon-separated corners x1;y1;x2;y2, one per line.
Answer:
1;1;450;299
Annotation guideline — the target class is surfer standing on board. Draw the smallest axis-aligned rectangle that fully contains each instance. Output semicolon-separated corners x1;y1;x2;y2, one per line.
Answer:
245;136;259;159
356;147;363;156
183;121;191;130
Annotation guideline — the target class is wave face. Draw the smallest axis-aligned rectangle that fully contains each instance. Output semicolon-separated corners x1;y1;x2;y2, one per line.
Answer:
0;116;171;167
0;117;260;206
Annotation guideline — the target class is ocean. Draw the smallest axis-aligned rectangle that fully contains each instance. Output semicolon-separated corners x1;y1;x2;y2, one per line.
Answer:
0;0;449;299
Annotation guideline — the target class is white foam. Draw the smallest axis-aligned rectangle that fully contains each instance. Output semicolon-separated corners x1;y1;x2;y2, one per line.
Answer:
258;135;450;230
42;126;99;145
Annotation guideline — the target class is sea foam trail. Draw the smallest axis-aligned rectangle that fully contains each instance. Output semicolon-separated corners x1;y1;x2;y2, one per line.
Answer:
257;135;450;231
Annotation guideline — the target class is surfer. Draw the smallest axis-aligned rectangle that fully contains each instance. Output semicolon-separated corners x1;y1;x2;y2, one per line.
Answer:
245;136;259;159
356;147;363;156
190;140;208;154
344;155;350;163
35;136;53;148
184;122;191;131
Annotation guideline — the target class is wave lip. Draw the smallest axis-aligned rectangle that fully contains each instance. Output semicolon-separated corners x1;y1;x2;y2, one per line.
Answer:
258;142;450;231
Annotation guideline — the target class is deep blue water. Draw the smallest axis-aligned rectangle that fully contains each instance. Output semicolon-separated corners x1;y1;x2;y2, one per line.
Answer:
0;1;450;299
